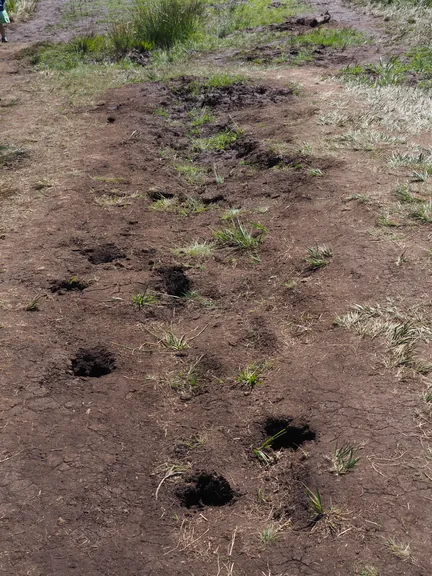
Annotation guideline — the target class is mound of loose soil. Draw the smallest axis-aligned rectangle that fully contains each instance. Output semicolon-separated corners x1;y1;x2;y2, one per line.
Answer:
176;472;236;508
71;346;116;377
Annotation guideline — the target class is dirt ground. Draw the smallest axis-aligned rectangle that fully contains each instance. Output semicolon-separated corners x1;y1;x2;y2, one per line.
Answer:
0;1;431;576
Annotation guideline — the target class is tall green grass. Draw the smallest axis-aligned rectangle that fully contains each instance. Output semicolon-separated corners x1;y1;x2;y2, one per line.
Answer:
110;0;205;53
136;0;204;48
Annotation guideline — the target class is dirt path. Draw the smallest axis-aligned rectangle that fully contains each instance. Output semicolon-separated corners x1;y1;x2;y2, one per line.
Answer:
9;0;110;42
9;0;70;41
311;0;386;36
0;3;431;576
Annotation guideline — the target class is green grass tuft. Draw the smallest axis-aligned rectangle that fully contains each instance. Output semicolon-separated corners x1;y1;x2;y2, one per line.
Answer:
214;219;268;250
305;245;333;270
192;128;240;152
132;291;158;308
236;363;265;389
172;240;214;258
176;163;207;184
331;444;360;475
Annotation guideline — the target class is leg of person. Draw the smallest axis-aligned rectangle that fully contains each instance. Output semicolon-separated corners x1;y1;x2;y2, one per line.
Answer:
0;10;9;41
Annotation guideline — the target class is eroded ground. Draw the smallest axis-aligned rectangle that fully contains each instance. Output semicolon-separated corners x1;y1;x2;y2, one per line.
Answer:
0;1;431;575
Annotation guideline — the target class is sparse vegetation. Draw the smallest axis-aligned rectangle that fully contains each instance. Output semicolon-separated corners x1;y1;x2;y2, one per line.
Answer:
335;303;432;372
385;538;411;560
305;245;333;270
305;486;324;516
178;196;207;216
305;486;348;535
189;107;216;127
409;201;432;223
25;295;42;312
192;128;240;152
236;363;265;389
214;219;268;251
183;291;216;308
150;197;176;212
345;193;371;204
144;324;207;351
259;523;287;544
176;163;207;185
172;241;214;259
171;357;202;395
5;0;432;570
423;386;432;403
132;291;158;308
331;444;361;475
253;429;287;466
220;207;244;221
158;329;190;350
359;567;380;576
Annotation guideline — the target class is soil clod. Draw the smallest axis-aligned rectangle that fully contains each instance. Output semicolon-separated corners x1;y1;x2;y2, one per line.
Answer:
176;472;236;508
157;266;191;296
83;243;126;265
264;417;316;450
71;346;116;377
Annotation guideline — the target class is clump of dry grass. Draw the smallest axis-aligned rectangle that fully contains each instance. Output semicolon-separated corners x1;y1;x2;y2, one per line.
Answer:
8;0;38;21
335;302;432;373
346;82;432;134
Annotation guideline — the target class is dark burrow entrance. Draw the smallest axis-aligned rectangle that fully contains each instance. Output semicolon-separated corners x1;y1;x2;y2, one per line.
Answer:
176;472;236;508
82;243;126;265
71;346;116;377
50;278;88;293
157;266;191;297
263;417;316;450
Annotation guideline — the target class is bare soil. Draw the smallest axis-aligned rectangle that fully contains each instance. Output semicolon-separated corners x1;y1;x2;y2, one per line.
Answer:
0;2;431;576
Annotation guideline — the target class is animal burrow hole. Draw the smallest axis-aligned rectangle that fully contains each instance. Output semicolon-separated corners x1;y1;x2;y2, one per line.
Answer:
71;346;116;377
263;417;316;451
176;472;236;508
83;243;126;265
50;278;88;293
157;266;191;297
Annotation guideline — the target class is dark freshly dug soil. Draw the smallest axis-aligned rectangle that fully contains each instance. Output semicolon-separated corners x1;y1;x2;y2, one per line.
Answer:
82;243;126;264
50;277;88;293
157;266;191;297
176;472;236;508
71;346;116;377
169;77;293;112
263;417;316;450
